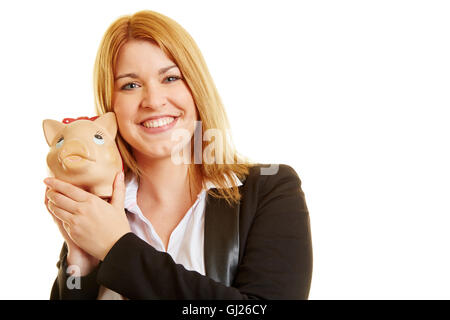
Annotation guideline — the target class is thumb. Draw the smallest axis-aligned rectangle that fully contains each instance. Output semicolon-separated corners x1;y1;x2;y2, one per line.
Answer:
110;171;125;209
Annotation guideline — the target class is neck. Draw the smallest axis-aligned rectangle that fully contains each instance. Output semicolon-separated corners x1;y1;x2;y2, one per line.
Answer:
134;154;202;206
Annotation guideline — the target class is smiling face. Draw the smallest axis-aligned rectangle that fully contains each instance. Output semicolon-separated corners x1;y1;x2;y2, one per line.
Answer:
112;39;198;163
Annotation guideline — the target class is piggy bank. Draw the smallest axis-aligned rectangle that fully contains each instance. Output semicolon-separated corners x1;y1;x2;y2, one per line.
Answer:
43;112;123;198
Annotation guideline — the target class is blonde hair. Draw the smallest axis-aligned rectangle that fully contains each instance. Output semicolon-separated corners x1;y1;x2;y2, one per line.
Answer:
93;10;255;205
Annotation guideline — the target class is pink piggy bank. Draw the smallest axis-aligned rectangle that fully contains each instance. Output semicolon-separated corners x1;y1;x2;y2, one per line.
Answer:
43;112;123;198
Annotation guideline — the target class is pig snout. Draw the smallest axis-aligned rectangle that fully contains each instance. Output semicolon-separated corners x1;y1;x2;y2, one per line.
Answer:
57;139;94;171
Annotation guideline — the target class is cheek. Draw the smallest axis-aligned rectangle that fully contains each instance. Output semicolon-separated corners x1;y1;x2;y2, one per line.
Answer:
172;83;196;115
113;93;137;118
98;145;122;167
179;98;198;134
46;150;58;168
113;104;129;122
181;90;196;112
105;146;117;161
113;102;136;136
178;95;198;124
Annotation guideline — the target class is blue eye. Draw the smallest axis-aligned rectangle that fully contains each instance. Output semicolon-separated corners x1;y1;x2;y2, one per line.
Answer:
93;134;104;145
165;76;181;82
121;82;140;90
56;137;64;148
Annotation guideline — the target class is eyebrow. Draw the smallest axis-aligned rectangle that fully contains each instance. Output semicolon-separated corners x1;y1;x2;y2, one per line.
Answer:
114;65;178;81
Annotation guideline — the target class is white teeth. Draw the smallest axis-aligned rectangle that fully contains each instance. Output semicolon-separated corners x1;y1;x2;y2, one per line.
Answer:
142;117;175;128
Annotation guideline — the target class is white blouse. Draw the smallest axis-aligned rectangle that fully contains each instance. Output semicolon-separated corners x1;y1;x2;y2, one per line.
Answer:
97;172;242;299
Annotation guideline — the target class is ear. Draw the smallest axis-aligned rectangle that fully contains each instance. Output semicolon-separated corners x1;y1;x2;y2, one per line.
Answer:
43;119;65;147
94;112;118;139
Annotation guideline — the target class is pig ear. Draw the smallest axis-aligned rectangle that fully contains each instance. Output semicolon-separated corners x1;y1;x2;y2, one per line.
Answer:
94;112;118;139
43;119;65;147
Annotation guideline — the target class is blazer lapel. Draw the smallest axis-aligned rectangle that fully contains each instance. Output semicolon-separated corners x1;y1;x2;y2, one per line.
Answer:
203;192;240;286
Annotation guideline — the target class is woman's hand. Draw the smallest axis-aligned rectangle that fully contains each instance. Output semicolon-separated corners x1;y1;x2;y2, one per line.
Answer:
45;185;100;275
44;172;131;261
44;185;95;256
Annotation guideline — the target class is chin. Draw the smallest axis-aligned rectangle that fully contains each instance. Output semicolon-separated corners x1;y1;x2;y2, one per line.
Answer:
135;144;178;161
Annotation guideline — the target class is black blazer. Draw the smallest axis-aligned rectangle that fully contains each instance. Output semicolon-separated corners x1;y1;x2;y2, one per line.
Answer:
50;164;313;299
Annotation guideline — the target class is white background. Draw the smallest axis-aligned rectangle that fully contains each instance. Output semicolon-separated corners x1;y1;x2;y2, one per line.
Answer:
0;0;449;299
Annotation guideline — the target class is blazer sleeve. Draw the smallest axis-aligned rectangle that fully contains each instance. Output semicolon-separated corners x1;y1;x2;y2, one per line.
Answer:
50;242;101;300
93;164;313;300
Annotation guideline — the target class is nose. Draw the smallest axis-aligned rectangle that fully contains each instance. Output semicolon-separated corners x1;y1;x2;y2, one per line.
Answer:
141;83;167;109
59;139;91;160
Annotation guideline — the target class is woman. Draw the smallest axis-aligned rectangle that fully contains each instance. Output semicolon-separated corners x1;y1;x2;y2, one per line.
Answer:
45;10;313;300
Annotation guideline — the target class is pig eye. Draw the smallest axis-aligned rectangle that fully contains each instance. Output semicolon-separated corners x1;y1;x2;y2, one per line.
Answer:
93;134;104;145
55;137;64;148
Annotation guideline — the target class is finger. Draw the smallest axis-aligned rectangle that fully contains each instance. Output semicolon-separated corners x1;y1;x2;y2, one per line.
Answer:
46;189;80;215
47;200;75;225
62;221;71;233
110;171;125;209
44;186;57;217
44;186;50;209
44;177;90;203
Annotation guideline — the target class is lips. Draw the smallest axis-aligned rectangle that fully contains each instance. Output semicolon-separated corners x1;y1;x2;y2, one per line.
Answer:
141;116;178;128
139;115;179;134
140;115;180;124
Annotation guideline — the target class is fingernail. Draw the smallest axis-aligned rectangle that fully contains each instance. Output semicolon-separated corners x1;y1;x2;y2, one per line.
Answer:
43;178;52;186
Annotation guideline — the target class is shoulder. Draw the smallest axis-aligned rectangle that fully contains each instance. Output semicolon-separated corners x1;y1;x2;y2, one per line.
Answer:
239;163;306;209
249;163;300;179
242;163;303;192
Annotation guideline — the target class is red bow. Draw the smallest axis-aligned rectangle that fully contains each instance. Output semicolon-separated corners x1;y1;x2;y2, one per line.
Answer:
62;116;99;124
